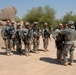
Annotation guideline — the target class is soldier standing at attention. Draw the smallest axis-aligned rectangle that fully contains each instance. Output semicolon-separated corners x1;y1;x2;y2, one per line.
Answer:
1;20;13;56
42;23;50;52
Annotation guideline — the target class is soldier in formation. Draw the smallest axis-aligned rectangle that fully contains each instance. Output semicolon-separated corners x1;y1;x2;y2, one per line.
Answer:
1;20;13;56
11;21;16;50
14;23;22;53
42;23;50;52
21;22;33;56
32;22;41;53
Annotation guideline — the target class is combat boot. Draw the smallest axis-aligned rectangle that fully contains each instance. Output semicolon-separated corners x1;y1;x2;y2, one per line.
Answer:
28;53;31;56
44;48;47;52
63;62;68;66
7;53;10;56
9;52;13;56
13;46;16;50
34;51;39;54
25;53;29;57
46;49;49;51
57;58;64;62
68;62;72;66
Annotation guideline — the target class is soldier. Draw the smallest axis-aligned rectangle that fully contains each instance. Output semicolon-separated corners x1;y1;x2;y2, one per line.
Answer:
11;21;16;50
1;20;13;56
14;23;22;53
21;22;33;56
42;23;50;52
53;23;63;61
32;22;40;53
61;21;76;66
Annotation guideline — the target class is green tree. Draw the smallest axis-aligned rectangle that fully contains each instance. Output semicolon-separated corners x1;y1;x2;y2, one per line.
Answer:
22;5;56;29
62;11;76;25
15;16;21;21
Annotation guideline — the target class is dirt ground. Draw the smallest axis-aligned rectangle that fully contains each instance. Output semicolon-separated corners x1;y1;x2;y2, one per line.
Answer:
0;30;76;75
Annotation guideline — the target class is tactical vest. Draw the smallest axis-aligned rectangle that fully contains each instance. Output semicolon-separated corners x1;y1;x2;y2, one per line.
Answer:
32;27;40;38
5;25;13;38
44;28;50;38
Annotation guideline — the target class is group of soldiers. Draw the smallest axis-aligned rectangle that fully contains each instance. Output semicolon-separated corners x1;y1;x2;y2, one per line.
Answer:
1;20;76;66
53;21;76;66
1;20;51;57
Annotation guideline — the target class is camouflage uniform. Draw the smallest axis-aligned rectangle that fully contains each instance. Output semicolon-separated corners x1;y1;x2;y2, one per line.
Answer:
32;22;40;53
61;21;76;66
11;22;16;50
1;22;13;56
42;27;50;52
53;28;63;61
22;26;33;56
14;24;22;53
42;23;50;51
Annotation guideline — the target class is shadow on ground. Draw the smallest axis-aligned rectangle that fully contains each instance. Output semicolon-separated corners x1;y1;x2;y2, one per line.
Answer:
73;60;76;63
40;57;63;65
38;49;45;52
0;52;6;55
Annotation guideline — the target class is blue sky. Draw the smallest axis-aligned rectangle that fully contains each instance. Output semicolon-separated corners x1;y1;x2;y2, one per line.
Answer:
0;0;76;19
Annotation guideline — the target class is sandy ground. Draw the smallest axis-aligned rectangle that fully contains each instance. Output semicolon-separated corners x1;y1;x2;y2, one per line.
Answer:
0;31;76;75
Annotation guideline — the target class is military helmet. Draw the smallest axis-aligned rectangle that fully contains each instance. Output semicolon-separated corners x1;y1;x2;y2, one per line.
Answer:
17;23;21;26
26;22;30;26
44;23;48;26
34;22;38;25
68;21;74;25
